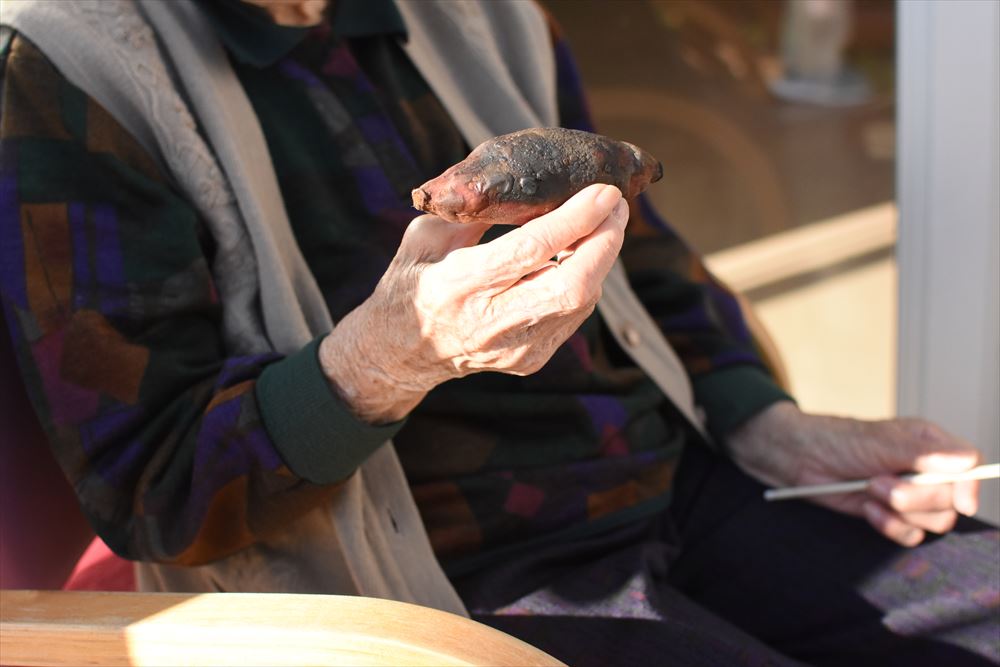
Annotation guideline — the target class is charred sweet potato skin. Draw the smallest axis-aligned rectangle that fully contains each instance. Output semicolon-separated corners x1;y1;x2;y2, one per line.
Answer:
411;127;662;225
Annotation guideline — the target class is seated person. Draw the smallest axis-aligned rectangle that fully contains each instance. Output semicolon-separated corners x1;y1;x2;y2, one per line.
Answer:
1;0;996;664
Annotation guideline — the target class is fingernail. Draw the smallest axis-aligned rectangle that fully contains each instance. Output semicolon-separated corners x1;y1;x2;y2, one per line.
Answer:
595;184;622;209
955;495;977;517
903;528;923;546
612;198;628;223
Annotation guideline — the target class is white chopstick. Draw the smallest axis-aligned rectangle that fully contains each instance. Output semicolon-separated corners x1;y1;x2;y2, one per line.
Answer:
763;463;1000;502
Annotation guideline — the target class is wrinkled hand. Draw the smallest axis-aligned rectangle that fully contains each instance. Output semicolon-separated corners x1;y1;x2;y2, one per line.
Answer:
319;183;628;423
727;402;981;546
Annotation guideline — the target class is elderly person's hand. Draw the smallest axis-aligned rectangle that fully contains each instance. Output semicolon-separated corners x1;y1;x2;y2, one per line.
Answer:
319;183;628;423
726;402;982;546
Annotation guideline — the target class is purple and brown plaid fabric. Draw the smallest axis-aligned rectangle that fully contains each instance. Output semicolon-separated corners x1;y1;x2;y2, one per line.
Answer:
0;7;785;573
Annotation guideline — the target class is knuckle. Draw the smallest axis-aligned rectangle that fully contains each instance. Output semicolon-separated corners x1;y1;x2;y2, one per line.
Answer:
887;488;911;512
885;519;924;546
561;287;587;311
890;485;943;514
935;512;958;534
520;356;548;376
442;246;471;269
560;283;600;312
511;231;548;267
588;284;603;308
415;267;446;302
435;253;475;292
504;349;536;375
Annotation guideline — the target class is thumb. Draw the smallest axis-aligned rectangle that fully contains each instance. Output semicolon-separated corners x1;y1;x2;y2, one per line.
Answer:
399;214;492;263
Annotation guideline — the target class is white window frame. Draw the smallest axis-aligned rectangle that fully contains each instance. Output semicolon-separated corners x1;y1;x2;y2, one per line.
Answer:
897;0;999;523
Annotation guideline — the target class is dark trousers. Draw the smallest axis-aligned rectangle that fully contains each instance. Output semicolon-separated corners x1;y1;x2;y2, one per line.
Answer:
456;445;1000;666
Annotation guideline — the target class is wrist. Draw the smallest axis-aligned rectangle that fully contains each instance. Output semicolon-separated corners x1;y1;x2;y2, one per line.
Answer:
724;400;804;488
318;306;428;424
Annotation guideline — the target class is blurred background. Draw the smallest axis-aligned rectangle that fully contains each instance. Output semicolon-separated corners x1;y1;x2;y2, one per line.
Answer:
545;0;894;252
543;0;998;521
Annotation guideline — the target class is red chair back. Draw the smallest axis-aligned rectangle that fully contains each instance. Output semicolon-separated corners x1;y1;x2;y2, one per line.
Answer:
0;313;96;589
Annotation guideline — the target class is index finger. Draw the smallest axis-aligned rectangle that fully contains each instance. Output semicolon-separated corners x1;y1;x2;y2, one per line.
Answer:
477;184;623;285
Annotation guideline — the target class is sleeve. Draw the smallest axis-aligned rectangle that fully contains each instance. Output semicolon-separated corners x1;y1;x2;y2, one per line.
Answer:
0;35;403;565
545;19;793;441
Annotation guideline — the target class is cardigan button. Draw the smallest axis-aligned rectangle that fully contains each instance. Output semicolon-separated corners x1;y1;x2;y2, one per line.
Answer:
622;325;642;347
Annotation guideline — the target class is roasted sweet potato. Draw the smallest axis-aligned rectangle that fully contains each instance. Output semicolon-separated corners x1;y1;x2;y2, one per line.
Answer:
411;127;662;225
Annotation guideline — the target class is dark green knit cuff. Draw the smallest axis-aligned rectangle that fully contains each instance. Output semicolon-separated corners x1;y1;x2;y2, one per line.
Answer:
692;365;794;442
256;337;405;485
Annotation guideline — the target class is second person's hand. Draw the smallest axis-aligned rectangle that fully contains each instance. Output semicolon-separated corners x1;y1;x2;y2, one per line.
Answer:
727;402;982;546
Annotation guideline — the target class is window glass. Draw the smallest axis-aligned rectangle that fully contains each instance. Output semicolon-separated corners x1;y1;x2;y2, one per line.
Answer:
544;0;897;418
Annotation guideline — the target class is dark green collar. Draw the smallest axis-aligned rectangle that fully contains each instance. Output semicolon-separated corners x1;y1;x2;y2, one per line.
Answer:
199;0;407;68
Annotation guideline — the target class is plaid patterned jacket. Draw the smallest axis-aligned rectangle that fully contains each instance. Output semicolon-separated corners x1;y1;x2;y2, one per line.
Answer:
0;0;786;573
